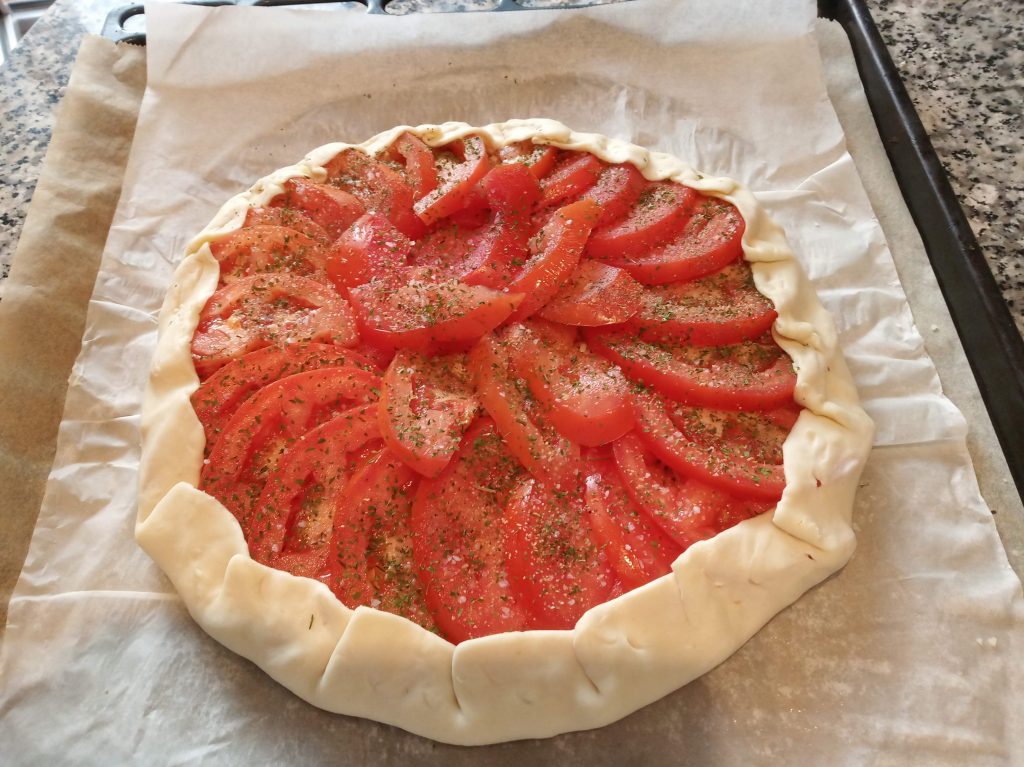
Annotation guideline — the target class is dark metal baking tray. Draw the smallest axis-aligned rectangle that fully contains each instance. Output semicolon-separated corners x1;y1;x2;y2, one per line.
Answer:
101;0;1024;504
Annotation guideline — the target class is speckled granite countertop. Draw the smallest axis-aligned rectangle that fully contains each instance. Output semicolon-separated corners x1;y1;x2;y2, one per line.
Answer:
2;0;1020;333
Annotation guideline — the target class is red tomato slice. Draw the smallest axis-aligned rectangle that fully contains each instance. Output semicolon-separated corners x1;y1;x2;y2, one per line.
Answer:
468;332;579;486
391;132;439;200
612;432;720;548
379;350;479;478
506;198;602;321
586;181;697;261
579;163;647;229
540;152;603;206
629;262;777;345
191;274;358;378
270;178;365;240
632;393;789;501
244;206;330;242
584;328;797;411
325;213;412;293
511;329;634;447
412;418;532;642
322;448;437;629
191;343;379;451
537;260;643;326
208;225;328;282
324;148;425;239
349;272;524;353
200;367;380;525
410;222;477;274
583;460;683;590
616;196;746;284
414;135;492;226
460;164;541;288
499;141;559;179
248;403;381;575
504;475;617;629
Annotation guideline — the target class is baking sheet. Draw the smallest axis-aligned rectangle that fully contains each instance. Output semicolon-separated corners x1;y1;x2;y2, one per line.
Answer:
1;0;1021;762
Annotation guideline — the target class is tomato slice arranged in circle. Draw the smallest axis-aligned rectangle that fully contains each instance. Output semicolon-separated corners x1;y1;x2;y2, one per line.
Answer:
325;213;413;294
379;350;479;478
322;448;437;630
412;418;532;641
325;148;425;239
504;473;617;629
248;403;382;576
200;367;381;525
539;152;604;206
506;198;602;321
244;206;330;243
414;135;492;226
585;328;796;411
633;393;790;502
586;181;697;261
499;141;559;179
511;327;634;447
583;459;682;590
469;331;579;486
270;178;365;240
391;131;439;200
578;163;647;229
191;274;358;378
628;262;777;346
209;225;328;282
537;260;643;327
191;343;379;451
617;196;745;285
612;431;721;548
349;272;524;353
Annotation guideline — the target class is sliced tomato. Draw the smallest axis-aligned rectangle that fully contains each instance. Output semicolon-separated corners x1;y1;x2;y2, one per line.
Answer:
191;343;379;450
410;221;477;274
270;178;364;240
499;141;559;179
391;132;439;200
540;152;603;206
612;432;720;548
324;148;425;239
460;164;541;288
208;225;327;281
468;332;579;486
244;206;330;242
414;135;492;226
537;260;643;326
583;460;682;590
247;404;381;575
191;274;358;378
412;418;532;642
586;181;697;261
325;213;412;293
629;262;777;345
379;350;479;478
504;475;617;629
511;328;634;447
200;367;381;525
579;163;647;229
585;328;797;411
633;393;789;501
323;448;436;629
617;196;745;284
349;272;524;353
506;198;602;321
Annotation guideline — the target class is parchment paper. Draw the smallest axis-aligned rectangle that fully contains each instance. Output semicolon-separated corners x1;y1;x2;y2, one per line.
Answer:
1;0;1021;763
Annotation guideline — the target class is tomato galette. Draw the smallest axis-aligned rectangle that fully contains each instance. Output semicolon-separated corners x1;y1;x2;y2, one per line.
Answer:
137;119;873;744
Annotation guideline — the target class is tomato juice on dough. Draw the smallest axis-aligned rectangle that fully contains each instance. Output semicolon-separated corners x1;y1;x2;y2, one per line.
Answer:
189;131;797;644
